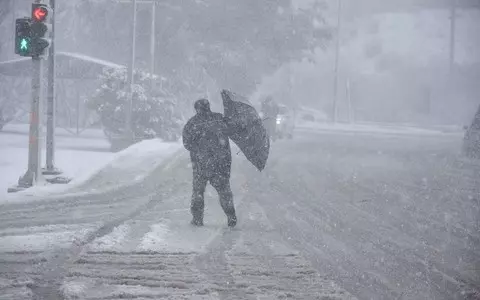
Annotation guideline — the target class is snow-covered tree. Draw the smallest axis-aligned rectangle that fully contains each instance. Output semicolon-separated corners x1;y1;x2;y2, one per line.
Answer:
171;0;331;94
87;67;183;146
58;0;330;96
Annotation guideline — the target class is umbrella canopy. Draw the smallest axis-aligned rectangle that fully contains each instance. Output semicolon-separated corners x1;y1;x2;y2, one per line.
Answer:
221;89;270;171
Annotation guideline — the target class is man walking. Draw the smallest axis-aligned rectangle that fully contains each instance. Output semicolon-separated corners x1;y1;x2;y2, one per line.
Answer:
182;99;237;227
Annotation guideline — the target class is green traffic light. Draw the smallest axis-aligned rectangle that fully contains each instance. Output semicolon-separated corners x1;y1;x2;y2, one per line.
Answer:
20;38;29;51
18;37;30;55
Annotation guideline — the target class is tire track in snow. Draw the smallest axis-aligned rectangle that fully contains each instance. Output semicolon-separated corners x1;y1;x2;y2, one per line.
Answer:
300;155;480;299
194;166;357;300
28;149;244;299
37;147;248;299
0;152;188;300
249;136;480;300
63;251;212;299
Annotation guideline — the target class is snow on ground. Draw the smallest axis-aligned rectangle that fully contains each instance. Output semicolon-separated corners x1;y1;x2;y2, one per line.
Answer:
2;123;474;299
295;120;464;136
53;150;356;300
0;223;100;252
0;124;184;280
68;137;182;194
0;124;114;199
0;123;182;203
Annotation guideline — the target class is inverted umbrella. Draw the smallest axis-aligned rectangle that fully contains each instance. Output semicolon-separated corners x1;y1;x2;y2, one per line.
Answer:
221;89;270;171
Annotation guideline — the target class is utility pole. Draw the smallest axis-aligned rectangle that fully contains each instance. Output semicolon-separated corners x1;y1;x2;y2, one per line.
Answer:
150;1;156;90
125;0;137;138
44;0;60;175
332;0;342;123
346;78;353;123
449;0;456;76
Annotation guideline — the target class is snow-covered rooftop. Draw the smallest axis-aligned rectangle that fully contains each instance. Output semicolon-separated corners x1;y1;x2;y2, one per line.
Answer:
0;52;125;79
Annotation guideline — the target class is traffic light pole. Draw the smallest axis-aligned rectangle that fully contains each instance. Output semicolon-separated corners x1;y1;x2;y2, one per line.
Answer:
44;0;59;175
14;57;44;189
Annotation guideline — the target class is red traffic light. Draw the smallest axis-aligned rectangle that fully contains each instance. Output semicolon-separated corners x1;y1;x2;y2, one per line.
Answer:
32;6;48;22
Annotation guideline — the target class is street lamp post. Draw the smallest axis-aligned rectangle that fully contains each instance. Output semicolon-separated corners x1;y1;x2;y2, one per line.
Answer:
121;0;157;136
332;0;342;123
125;0;137;138
449;0;456;75
150;1;156;90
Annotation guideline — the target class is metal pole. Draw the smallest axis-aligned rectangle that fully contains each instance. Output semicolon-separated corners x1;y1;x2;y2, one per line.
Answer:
332;0;342;123
17;57;43;188
76;90;80;135
150;1;156;90
449;0;456;75
346;78;353;123
125;0;137;137
288;63;294;107
11;0;16;58
45;0;58;174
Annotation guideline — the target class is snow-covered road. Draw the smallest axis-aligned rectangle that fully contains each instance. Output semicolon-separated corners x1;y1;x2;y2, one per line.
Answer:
1;131;479;299
246;133;480;300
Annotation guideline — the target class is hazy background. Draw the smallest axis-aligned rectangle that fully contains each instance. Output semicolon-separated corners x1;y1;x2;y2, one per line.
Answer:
1;0;479;127
254;0;480;125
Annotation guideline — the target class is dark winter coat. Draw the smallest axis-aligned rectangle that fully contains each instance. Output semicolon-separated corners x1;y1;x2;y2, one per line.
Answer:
182;111;232;178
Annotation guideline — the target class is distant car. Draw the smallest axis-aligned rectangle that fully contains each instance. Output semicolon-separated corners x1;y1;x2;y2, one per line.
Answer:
275;104;295;139
301;113;315;122
463;105;480;159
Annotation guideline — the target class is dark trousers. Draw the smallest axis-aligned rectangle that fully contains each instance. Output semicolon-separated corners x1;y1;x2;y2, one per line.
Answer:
191;170;235;220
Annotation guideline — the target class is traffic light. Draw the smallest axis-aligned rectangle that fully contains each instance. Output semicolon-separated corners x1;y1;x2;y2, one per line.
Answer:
15;18;32;57
30;3;52;57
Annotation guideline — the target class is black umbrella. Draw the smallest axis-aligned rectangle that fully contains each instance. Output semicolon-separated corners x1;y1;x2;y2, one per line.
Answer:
221;89;270;171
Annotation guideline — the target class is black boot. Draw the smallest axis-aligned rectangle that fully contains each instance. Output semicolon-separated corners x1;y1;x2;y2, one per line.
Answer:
191;217;204;227
227;214;237;228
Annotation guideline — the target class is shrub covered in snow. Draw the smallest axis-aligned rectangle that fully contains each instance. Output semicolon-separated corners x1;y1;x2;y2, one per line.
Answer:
87;67;183;148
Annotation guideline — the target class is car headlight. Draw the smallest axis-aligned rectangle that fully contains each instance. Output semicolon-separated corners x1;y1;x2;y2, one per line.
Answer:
276;117;282;124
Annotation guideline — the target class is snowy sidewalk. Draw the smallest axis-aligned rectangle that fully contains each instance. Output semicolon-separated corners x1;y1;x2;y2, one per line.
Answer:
0;139;189;299
1;123;112;199
295;121;464;137
0;138;183;252
1;122;182;202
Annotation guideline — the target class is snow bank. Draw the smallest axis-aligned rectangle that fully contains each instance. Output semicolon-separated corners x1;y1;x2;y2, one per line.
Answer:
0;128;113;200
296;121;463;137
72;139;182;193
1;147;115;198
1;130;182;203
